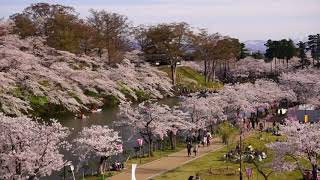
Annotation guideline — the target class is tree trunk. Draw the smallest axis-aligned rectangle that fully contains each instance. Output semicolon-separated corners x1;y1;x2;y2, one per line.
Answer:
98;48;102;58
312;164;318;180
212;60;216;81
204;58;208;83
171;62;177;85
169;131;176;150
148;137;154;157
97;156;107;175
286;58;289;69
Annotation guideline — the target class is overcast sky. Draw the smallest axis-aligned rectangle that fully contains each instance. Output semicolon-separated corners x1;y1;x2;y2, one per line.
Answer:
1;0;319;41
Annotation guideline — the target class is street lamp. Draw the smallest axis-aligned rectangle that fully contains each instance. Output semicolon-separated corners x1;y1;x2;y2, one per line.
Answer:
239;118;245;180
137;138;143;164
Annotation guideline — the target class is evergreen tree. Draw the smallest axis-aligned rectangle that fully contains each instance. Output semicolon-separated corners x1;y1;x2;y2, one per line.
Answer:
307;34;320;65
297;41;309;67
237;43;249;60
284;39;296;68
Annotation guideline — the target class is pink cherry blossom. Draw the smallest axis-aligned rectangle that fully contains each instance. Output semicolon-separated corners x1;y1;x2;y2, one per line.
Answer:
0;113;70;179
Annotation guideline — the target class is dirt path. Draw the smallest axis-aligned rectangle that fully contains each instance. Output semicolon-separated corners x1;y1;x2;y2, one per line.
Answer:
110;134;252;180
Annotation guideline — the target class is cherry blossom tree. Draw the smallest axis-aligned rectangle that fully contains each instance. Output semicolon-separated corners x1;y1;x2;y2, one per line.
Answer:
267;120;320;180
231;57;300;78
181;95;226;131
165;106;191;149
279;68;320;108
118;101;192;155
0;113;70;180
72;125;122;175
181;79;297;130
0;33;173;117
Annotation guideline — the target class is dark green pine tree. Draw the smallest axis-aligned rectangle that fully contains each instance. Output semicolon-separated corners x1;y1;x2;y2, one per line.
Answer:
284;39;296;68
307;34;320;65
237;43;249;60
297;41;309;67
264;39;275;71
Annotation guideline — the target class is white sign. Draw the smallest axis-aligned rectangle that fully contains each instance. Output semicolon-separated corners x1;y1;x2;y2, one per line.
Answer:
132;164;137;180
298;104;315;110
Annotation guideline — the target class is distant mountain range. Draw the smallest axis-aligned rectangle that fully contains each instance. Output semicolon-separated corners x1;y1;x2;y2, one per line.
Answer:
243;40;267;53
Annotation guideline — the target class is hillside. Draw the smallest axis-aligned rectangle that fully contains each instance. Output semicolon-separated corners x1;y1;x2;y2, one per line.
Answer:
158;66;223;92
0;34;173;117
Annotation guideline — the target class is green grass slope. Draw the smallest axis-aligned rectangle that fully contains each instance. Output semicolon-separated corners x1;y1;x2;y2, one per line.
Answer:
158;66;223;91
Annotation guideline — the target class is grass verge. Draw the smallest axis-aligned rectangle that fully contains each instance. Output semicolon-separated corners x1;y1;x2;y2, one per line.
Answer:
158;66;223;91
155;132;302;180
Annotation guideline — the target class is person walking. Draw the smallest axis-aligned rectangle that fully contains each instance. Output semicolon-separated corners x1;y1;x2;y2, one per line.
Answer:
202;135;207;147
193;143;199;157
187;142;192;157
206;131;212;146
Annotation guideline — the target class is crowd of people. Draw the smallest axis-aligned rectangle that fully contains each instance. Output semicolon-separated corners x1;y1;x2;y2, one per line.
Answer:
186;130;212;157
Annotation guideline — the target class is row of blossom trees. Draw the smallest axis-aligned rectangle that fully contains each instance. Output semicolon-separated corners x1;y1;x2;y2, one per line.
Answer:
0;22;173;117
279;68;320;108
116;79;297;158
118;101;191;155
230;57;301;78
0;78;302;179
181;79;296;128
0;114;122;179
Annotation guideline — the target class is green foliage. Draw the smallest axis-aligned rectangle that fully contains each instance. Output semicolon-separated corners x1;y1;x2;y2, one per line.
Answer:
159;66;223;92
307;34;320;62
264;39;297;68
238;43;249;60
46;13;82;54
11;87;23;98
297;41;308;65
118;83;134;100
157;132;301;180
218;121;238;146
134;89;150;102
84;90;99;97
9;14;37;38
28;96;49;107
68;91;82;103
38;80;49;87
28;95;49;116
103;95;119;107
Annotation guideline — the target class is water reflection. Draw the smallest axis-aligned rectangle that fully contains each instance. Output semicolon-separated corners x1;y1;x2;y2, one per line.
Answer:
47;97;181;179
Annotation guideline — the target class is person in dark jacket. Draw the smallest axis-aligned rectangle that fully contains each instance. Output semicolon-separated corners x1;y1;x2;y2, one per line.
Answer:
187;142;192;157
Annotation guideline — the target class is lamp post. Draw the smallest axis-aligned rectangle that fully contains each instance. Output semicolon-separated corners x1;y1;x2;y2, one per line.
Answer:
137;138;143;164
239;118;244;180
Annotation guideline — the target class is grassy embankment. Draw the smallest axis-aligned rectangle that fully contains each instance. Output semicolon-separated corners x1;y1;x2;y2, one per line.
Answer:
158;66;223;92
